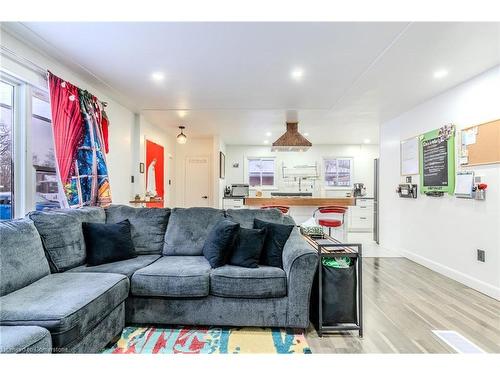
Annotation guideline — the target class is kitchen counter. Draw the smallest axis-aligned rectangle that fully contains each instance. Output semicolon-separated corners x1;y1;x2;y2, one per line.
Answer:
244;197;356;207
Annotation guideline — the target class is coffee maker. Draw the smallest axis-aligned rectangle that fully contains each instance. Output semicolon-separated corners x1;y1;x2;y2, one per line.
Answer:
353;183;366;197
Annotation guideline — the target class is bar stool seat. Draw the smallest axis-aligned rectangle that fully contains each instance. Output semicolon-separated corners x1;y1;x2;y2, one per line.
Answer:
313;206;348;239
317;218;342;228
261;205;290;214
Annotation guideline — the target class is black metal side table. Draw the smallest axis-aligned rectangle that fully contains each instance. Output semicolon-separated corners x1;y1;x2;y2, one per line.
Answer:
303;233;363;337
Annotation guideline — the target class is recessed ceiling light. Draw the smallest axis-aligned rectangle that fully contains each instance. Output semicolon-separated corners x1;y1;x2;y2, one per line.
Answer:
265;132;272;137
303;132;309;136
433;69;448;79
151;72;165;82
263;140;269;144
291;68;304;80
363;139;371;144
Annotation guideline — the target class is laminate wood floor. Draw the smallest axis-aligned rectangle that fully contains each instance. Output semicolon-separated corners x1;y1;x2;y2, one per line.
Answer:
306;257;500;353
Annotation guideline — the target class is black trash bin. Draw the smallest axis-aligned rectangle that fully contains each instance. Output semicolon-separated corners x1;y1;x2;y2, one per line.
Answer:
311;257;357;327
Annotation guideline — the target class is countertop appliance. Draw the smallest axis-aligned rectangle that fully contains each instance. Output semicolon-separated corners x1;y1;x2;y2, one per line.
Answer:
230;184;249;198
353;183;366;197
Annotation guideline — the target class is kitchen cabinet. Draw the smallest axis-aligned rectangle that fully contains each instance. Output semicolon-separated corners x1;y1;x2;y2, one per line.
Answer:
223;198;246;209
348;198;374;232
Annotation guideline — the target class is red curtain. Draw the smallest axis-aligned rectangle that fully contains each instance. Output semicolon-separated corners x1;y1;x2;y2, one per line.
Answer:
48;72;83;186
101;110;110;154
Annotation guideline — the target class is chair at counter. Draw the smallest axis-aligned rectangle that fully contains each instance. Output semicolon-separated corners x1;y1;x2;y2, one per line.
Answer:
313;206;348;241
261;205;290;214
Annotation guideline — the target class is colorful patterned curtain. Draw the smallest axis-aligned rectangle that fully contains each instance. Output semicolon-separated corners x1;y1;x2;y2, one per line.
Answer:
48;72;112;208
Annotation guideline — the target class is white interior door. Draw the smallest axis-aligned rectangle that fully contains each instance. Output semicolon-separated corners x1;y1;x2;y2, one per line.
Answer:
184;156;210;207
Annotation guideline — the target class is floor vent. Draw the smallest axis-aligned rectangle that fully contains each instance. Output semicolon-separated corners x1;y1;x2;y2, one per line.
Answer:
432;330;485;353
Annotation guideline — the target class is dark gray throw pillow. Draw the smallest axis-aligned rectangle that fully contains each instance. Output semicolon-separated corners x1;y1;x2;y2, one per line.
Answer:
82;219;136;266
229;227;267;268
202;219;240;268
254;218;294;269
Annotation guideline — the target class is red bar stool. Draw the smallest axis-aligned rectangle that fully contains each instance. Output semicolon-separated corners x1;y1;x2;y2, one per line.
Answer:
313;206;348;239
261;205;290;214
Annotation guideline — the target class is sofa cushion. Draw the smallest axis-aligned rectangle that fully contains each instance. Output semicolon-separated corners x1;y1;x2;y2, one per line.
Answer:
0;272;129;349
105;205;171;255
0;325;52;353
0;219;50;297
163;207;225;256
202;219;240;268
210;265;287;298
254;218;294;269
131;256;211;297
28;207;105;272
67;255;161;278
225;208;286;229
82;219;136;266
229;227;267;268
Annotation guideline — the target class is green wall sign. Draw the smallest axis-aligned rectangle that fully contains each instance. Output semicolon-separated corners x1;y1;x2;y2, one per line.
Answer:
419;125;455;195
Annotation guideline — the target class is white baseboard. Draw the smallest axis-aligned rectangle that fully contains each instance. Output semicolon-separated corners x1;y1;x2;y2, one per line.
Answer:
398;248;500;301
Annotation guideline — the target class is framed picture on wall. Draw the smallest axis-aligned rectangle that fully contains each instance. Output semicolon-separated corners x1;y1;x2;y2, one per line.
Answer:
219;151;225;179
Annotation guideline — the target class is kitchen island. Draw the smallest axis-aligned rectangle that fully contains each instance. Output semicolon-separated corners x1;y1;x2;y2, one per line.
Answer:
244;196;357;229
224;196;372;233
244;197;355;207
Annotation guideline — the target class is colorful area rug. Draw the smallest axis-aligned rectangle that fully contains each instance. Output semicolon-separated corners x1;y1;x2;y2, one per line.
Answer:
103;326;312;354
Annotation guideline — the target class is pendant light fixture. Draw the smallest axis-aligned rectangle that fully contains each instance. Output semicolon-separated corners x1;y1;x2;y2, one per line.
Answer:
176;126;187;144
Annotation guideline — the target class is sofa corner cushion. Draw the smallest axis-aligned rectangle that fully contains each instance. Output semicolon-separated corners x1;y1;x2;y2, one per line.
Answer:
163;207;225;256
105;205;171;255
131;256;211;297
27;208;105;272
66;254;161;278
210;265;287;298
225;208;286;229
0;219;50;297
0;272;129;349
0;325;52;353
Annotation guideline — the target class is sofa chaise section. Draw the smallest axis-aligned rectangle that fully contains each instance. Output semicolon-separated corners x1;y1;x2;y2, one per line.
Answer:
0;217;129;353
0;272;129;353
0;326;52;354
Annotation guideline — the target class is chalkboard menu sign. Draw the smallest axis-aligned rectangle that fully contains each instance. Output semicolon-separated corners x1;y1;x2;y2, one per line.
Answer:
419;125;455;195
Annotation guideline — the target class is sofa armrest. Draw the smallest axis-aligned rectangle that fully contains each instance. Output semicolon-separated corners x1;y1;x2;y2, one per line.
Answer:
282;227;318;328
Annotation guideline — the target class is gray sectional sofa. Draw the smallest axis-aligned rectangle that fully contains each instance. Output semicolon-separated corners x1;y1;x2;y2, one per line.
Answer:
0;206;317;354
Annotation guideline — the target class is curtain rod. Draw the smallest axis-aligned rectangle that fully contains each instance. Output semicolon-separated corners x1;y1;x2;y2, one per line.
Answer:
1;45;108;107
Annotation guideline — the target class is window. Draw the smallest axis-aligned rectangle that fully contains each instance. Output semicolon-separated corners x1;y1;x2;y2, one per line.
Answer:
324;158;353;187
31;88;61;211
248;157;275;187
0;80;14;220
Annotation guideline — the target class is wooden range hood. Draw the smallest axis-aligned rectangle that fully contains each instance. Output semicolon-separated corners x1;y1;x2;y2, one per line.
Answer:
271;122;312;152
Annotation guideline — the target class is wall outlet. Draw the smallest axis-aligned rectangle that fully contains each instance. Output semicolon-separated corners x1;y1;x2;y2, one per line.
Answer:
477;249;486;262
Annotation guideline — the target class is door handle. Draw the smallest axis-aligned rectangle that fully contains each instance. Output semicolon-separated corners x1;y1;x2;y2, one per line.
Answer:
202;196;208;199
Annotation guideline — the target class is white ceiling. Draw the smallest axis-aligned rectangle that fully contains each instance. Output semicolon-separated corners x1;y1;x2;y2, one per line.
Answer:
4;22;500;145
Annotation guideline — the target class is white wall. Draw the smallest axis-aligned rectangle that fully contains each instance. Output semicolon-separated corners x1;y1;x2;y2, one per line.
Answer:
1;29;135;206
213;135;226;209
225;144;379;197
379;65;500;300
